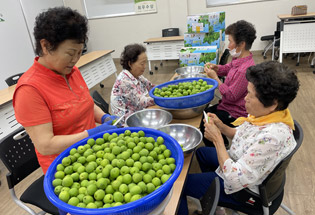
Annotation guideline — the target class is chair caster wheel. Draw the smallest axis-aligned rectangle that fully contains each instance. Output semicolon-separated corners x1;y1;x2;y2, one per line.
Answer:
100;83;104;88
261;52;264;56
263;56;267;59
313;71;315;74
150;71;153;75
154;66;158;70
160;62;163;66
296;63;299;66
311;65;314;68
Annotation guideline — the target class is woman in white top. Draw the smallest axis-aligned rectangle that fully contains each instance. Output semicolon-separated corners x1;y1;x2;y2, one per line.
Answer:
110;44;155;124
178;61;300;215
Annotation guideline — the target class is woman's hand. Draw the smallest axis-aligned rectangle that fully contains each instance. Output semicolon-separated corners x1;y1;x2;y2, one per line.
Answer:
204;63;219;72
204;64;219;80
204;116;223;145
207;113;224;131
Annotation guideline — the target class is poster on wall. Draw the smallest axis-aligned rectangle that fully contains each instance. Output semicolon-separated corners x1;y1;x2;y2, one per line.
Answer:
135;0;157;14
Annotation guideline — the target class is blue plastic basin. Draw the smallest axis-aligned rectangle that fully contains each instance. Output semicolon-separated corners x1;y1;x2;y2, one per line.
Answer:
149;77;218;109
44;127;184;215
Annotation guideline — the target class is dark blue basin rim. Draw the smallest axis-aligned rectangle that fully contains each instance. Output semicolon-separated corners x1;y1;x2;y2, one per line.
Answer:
44;127;184;215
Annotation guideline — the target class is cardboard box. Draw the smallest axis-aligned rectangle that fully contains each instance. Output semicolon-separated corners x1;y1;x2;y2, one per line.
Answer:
184;32;221;48
208;11;225;33
187;15;210;33
179;46;218;67
187;12;226;40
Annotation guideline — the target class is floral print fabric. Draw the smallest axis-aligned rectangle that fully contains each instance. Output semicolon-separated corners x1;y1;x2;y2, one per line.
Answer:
216;121;297;194
110;70;155;124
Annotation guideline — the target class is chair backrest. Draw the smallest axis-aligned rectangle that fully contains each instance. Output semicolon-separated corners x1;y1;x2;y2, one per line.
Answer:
5;73;24;86
200;177;220;215
0;127;40;189
259;120;303;206
219;49;230;65
92;90;109;114
162;28;179;37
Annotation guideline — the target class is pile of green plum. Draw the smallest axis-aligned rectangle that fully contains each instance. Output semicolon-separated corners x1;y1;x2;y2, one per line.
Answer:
52;130;176;209
153;79;214;98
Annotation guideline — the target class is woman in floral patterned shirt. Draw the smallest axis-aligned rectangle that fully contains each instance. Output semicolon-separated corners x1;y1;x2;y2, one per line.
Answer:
178;61;300;215
110;44;155;124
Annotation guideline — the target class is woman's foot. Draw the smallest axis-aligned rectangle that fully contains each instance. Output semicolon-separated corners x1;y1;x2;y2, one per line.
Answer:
215;207;226;215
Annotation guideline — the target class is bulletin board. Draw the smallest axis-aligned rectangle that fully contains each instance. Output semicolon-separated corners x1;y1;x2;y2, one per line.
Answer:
206;0;277;7
82;0;157;19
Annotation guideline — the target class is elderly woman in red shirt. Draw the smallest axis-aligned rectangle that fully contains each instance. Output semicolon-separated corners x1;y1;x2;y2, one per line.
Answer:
13;7;117;174
201;20;257;148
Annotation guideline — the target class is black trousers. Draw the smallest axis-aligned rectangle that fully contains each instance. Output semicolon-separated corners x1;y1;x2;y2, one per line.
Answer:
199;104;236;147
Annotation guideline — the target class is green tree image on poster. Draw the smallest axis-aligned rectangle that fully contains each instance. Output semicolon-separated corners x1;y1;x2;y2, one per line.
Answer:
219;12;225;23
180;48;197;53
187;24;192;33
199;53;216;64
203;27;220;45
184;40;193;47
199;15;210;27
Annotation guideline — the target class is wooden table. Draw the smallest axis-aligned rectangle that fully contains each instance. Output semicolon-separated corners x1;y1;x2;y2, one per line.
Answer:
163;115;202;215
144;36;184;75
0;84;16;106
75;50;116;89
277;12;315;63
149;72;204;214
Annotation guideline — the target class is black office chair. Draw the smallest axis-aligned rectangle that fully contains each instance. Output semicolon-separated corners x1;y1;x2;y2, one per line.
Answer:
217;48;230;84
261;22;281;60
199;177;220;215
219;49;230;66
92;90;109;114
5;73;24;86
220;120;303;215
0;127;59;215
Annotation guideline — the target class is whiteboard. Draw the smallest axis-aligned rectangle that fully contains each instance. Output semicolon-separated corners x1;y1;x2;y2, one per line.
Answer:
19;0;64;48
206;0;277;7
0;0;64;90
83;0;157;19
0;0;35;90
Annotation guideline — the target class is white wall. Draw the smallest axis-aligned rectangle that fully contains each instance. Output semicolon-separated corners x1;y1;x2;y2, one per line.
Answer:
188;0;315;51
65;0;187;58
66;0;315;58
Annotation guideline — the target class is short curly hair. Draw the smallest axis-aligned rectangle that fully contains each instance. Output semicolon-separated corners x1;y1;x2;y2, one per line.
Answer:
34;7;88;56
225;20;256;50
246;61;299;111
120;44;146;71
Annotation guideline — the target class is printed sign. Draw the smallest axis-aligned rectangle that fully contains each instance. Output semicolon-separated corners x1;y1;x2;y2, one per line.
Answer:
135;0;157;14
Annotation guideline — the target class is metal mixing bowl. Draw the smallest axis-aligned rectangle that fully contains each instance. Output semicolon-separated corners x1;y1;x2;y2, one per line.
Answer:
173;73;208;80
125;109;173;128
157;124;203;155
162;102;210;119
175;66;204;75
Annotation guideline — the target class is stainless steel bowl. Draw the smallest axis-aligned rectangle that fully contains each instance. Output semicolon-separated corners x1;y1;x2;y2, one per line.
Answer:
175;66;204;75
173;73;208;80
162;102;210;119
157;124;202;155
125;109;173;128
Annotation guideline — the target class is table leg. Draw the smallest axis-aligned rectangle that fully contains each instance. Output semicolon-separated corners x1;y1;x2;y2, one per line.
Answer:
149;60;153;75
279;31;283;63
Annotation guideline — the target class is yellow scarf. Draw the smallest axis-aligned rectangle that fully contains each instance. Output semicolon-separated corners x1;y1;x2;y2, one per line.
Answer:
232;108;295;130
